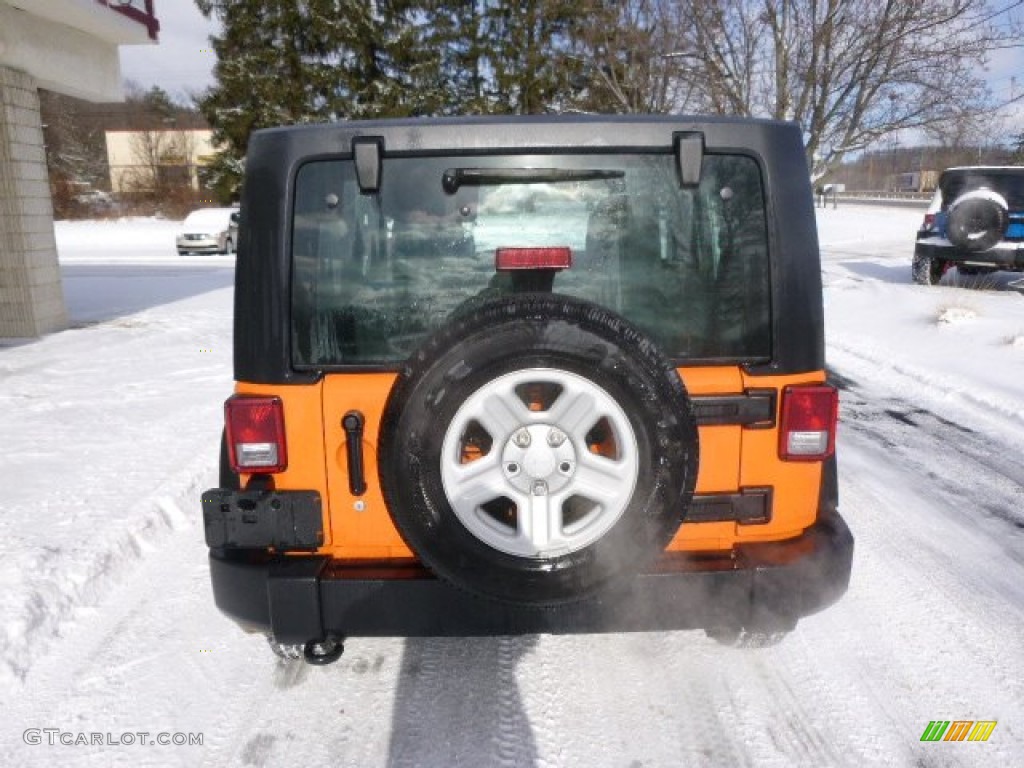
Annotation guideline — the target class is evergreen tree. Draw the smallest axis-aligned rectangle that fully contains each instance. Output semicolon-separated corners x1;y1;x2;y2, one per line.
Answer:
195;0;423;199
1012;133;1024;164
140;85;178;121
194;0;627;198
486;0;578;115
412;1;492;115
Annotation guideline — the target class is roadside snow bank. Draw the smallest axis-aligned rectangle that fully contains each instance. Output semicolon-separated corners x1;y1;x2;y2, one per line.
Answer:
817;205;1024;449
55;218;184;260
0;233;233;688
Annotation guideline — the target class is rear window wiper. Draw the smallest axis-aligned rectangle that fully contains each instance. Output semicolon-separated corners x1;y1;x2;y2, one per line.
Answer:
442;167;623;193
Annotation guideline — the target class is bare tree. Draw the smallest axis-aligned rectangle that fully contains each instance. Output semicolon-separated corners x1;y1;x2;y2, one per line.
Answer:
567;1;1022;180
125;128;198;195
671;0;1023;180
565;0;701;114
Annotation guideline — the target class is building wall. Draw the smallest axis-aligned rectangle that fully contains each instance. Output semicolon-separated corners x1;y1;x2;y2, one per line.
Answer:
0;0;158;338
106;129;216;193
0;66;66;337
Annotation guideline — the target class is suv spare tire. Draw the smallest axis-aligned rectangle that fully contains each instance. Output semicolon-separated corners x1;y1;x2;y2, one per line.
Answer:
378;294;699;606
946;193;1009;252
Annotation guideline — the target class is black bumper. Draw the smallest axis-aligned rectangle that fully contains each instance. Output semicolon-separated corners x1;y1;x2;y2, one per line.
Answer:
208;507;854;643
915;240;1024;269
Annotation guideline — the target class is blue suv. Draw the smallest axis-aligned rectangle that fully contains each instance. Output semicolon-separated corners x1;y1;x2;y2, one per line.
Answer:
913;166;1024;285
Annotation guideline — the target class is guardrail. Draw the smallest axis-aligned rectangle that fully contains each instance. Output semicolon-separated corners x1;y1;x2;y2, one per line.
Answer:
836;195;930;209
841;191;931;202
815;191;931;210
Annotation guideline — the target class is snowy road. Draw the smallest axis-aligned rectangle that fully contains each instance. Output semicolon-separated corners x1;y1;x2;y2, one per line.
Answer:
1;210;1023;766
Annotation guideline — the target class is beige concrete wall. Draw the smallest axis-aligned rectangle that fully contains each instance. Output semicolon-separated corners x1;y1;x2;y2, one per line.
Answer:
0;66;66;337
106;129;216;193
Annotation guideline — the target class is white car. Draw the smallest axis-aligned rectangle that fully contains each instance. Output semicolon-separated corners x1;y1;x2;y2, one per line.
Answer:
176;208;240;255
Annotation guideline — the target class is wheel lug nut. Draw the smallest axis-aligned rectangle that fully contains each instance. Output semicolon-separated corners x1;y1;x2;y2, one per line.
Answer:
513;429;531;448
532;480;548;496
547;428;566;447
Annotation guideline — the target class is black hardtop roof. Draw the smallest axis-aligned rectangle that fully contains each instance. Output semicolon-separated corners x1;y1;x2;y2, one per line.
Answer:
942;166;1024;174
250;113;801;154
938;166;1024;208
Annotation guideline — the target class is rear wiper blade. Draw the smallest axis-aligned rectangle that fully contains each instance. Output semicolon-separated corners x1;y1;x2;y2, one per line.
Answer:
442;167;623;193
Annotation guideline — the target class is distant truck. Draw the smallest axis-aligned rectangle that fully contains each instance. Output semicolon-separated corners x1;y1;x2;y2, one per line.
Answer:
891;171;938;193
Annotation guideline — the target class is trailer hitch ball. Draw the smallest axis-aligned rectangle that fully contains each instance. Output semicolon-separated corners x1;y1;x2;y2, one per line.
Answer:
303;635;345;666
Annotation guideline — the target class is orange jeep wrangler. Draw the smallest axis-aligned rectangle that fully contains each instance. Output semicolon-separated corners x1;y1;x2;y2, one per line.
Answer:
202;115;852;663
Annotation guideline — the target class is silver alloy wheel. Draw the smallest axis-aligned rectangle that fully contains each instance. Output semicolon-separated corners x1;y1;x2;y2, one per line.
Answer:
440;368;639;558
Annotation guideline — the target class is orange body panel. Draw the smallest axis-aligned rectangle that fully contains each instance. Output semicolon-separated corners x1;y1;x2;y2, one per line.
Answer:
237;365;828;560
735;369;826;543
321;374;412;558
235;381;331;541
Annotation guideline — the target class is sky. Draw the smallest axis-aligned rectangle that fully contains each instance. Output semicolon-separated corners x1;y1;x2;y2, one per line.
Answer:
118;1;219;102
119;2;1024;111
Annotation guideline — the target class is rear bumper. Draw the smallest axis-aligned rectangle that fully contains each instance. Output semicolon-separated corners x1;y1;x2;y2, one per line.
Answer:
208;506;854;643
915;239;1024;269
176;237;223;253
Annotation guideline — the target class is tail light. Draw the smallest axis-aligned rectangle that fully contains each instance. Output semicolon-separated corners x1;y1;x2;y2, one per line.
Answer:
779;385;838;461
496;247;572;271
225;396;287;473
923;213;935;230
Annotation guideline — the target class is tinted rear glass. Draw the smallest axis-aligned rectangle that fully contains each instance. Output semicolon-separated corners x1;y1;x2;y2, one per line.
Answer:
291;153;771;366
939;170;1024;209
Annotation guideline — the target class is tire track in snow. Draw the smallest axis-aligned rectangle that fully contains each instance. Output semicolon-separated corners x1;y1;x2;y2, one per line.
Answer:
825;438;1024;765
385;638;448;768
816;327;1024;764
828;341;1024;445
493;636;534;768
644;632;757;767
736;651;852;767
835;369;1024;583
521;635;565;768
385;637;539;768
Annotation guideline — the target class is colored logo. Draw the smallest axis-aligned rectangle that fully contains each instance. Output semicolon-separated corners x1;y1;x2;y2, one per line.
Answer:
920;720;997;742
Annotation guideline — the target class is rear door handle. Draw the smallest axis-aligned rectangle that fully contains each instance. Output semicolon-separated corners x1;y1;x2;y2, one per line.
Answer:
342;411;367;496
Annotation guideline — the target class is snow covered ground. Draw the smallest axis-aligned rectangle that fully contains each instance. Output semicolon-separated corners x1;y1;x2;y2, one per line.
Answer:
1;207;1022;767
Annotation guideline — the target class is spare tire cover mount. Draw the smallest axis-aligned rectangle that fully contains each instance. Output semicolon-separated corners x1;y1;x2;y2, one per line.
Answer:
378;294;698;606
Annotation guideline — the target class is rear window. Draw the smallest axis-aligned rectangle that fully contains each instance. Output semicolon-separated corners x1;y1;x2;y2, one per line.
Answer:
939;170;1024;210
291;153;771;367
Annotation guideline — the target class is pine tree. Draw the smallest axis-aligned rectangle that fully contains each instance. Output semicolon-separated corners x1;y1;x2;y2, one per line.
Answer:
411;2;493;115
1012;133;1024;164
485;0;578;115
195;0;425;199
193;0;617;199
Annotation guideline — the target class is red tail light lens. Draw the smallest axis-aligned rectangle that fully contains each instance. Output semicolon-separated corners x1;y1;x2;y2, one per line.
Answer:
779;385;838;461
225;396;287;473
923;213;935;229
496;247;572;271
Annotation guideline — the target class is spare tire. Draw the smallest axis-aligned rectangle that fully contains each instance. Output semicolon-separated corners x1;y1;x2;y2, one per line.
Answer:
946;193;1008;252
378;294;699;606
